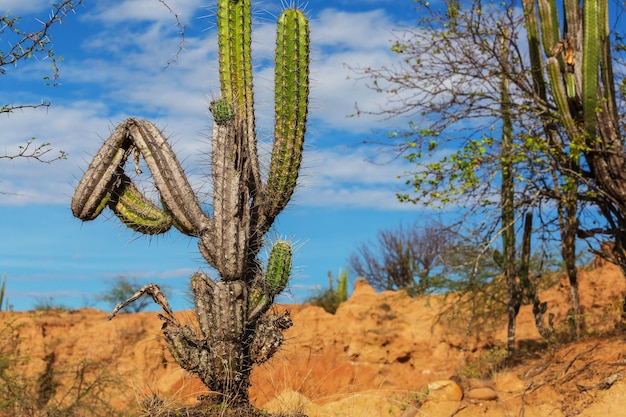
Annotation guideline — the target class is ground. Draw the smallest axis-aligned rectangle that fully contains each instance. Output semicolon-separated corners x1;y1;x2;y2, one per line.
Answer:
2;261;626;416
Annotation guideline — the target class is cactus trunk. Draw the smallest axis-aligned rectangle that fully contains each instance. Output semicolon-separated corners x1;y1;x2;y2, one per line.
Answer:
72;0;309;409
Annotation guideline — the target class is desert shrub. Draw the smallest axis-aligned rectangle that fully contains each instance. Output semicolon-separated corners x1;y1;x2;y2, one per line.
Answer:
306;267;349;314
32;297;70;312
349;220;456;296
457;344;509;380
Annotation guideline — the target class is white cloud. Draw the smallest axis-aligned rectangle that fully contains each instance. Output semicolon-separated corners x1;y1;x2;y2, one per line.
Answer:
311;8;394;50
293;147;415;210
1;0;54;15
85;0;206;24
1;3;416;211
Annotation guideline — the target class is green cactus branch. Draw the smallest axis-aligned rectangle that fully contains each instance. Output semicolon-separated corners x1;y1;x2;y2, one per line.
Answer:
582;0;600;139
266;9;310;226
72;0;310;406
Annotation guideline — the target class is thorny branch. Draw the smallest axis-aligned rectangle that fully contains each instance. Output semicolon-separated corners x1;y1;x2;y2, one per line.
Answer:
0;0;85;86
157;0;185;68
0;138;67;163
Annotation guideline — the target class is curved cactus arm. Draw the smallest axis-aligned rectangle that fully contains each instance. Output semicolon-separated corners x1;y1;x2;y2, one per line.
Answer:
71;123;131;220
72;118;211;237
125;119;211;235
108;173;173;235
261;8;310;232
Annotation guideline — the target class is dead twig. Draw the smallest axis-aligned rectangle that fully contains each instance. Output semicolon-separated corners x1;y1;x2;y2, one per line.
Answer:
562;343;599;375
108;283;176;323
576;372;625;392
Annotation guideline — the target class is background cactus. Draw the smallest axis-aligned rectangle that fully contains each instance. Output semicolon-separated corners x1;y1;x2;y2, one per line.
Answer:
71;0;309;408
521;0;625;333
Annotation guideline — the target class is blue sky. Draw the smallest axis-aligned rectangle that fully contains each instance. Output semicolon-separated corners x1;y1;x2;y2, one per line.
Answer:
0;0;430;311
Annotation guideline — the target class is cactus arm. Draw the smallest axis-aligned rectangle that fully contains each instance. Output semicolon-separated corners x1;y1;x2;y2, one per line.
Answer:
125;120;210;235
248;240;292;321
72;119;210;236
262;9;310;231
536;0;560;57
71;124;131;220
190;272;216;339
264;240;292;296
108;174;173;234
582;0;600;139
598;0;618;124
521;0;547;102
546;58;579;138
217;0;261;193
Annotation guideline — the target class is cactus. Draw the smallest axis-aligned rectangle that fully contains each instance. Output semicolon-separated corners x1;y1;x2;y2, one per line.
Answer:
522;0;617;146
71;0;309;407
522;0;624;334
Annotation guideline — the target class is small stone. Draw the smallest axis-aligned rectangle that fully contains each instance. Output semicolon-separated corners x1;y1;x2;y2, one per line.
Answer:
426;380;464;402
466;387;498;401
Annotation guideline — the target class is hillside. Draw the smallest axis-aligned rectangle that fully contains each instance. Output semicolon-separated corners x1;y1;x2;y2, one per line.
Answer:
2;261;626;416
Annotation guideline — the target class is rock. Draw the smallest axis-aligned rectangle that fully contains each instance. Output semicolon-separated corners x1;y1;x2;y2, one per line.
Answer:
426;380;464;402
466;387;498;401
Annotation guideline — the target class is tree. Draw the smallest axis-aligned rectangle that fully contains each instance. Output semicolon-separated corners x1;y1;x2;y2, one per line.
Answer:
1;1;83;163
349;0;625;348
349;220;455;296
71;0;310;412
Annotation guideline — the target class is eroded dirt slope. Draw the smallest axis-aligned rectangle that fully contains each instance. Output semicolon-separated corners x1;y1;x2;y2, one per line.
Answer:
2;262;626;416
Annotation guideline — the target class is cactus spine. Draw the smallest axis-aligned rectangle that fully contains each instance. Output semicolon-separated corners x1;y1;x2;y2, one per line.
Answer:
71;0;310;407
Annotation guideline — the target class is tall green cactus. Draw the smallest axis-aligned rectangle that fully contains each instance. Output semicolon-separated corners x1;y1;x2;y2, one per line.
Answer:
71;0;309;408
522;0;618;150
522;0;624;332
